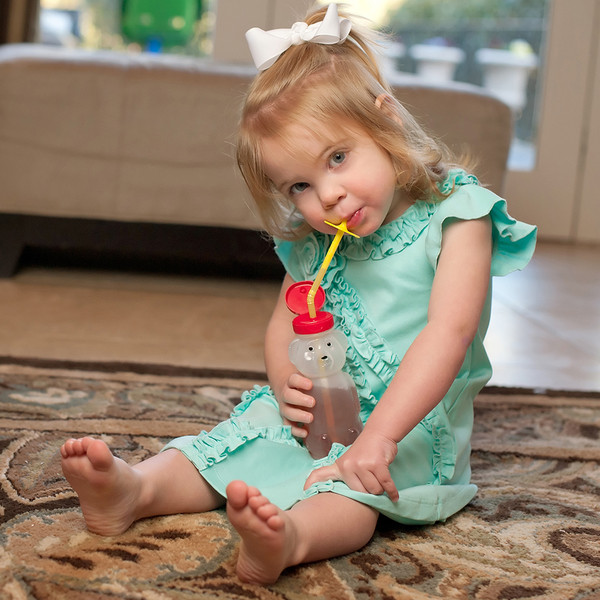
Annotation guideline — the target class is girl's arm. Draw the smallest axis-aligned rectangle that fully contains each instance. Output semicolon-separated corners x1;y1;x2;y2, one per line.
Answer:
265;273;316;438
305;216;493;501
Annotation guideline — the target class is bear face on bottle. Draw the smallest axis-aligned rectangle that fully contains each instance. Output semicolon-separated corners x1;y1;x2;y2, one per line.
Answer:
288;329;348;379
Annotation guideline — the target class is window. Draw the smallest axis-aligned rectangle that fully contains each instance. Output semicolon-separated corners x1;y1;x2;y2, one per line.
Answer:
379;0;549;171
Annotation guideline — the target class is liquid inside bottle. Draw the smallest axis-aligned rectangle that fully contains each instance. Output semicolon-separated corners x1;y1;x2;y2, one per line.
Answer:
304;372;363;459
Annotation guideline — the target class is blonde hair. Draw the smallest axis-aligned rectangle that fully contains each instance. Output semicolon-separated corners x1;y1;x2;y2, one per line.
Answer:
237;6;464;240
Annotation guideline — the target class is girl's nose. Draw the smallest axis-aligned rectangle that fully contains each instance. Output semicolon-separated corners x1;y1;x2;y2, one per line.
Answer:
319;182;346;209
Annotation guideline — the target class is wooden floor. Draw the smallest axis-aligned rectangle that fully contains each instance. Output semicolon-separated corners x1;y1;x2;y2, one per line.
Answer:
0;241;598;392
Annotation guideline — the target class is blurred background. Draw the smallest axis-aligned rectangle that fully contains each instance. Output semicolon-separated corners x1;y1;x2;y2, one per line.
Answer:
34;0;546;171
0;0;598;392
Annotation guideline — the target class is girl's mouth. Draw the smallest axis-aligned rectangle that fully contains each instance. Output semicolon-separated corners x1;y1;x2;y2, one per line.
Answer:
346;209;363;230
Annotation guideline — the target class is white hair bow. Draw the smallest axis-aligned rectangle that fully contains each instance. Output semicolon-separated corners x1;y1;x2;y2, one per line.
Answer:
246;3;352;71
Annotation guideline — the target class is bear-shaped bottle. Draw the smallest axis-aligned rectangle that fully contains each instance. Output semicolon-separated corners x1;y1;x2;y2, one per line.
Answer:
286;282;363;459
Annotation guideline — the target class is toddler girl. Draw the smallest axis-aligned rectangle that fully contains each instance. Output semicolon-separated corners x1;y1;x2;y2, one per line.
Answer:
60;4;537;585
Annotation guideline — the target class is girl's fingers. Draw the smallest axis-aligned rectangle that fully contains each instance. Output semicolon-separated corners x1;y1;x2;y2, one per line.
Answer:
283;419;308;438
280;405;313;424
303;464;341;490
288;373;313;392
375;467;399;501
304;462;398;501
284;388;315;409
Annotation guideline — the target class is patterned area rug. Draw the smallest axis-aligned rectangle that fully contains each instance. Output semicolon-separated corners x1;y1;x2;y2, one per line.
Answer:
1;360;599;599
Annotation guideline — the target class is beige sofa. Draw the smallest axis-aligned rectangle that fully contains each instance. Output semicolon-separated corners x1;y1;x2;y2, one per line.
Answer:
0;44;512;276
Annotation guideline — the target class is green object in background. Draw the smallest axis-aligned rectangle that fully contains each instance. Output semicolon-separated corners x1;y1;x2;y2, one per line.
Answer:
121;0;202;49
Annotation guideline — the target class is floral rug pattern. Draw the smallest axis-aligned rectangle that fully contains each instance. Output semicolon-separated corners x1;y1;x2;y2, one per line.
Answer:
1;362;599;599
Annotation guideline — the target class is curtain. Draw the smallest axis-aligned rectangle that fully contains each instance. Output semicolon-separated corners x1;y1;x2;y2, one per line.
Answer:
0;0;39;44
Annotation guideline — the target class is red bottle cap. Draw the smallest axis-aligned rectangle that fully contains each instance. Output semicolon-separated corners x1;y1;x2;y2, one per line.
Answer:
285;281;325;314
286;281;334;334
292;311;334;334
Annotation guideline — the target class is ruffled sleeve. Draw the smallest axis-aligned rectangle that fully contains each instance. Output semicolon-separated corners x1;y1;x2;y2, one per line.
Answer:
425;184;537;276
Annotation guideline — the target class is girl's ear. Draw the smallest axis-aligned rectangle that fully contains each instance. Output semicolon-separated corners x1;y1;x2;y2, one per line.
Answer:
375;93;402;125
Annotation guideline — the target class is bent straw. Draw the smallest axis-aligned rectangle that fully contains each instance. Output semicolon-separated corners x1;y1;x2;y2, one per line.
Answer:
306;220;359;318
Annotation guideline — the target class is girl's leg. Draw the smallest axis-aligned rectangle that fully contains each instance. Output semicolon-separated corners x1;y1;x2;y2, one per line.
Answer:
61;437;223;536
226;480;378;585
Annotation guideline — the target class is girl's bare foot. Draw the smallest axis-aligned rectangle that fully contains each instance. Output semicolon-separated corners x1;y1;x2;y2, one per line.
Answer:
60;437;144;536
226;480;298;584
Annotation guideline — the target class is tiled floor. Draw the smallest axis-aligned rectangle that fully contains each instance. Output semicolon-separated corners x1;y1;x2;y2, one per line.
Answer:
485;242;600;392
0;241;598;392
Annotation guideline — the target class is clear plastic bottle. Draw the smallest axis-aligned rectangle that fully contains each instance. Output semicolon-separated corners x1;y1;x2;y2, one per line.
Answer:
286;282;363;459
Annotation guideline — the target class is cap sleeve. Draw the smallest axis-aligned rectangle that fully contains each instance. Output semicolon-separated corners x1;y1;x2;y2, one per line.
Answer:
425;185;537;276
274;235;321;282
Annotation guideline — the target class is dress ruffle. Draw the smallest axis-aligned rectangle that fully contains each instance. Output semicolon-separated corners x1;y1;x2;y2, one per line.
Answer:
422;406;457;483
177;386;301;470
323;275;399;421
339;200;436;262
437;169;480;194
279;200;436;272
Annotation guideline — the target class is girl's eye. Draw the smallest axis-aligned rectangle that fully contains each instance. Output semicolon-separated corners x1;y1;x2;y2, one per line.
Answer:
290;182;309;195
329;151;346;166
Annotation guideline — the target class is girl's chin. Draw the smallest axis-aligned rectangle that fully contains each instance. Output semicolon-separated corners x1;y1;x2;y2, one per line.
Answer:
348;213;382;237
347;209;389;237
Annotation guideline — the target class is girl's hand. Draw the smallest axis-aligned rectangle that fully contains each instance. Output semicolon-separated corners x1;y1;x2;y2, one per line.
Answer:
279;372;315;439
303;430;399;501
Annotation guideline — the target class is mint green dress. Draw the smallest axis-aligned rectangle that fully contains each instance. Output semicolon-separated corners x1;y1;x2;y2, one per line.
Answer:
163;171;537;524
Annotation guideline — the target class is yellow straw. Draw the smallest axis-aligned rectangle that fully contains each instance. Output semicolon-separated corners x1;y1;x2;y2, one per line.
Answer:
306;220;359;318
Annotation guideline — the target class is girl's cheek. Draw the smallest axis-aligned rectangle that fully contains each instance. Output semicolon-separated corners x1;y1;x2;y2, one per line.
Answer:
302;214;326;233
